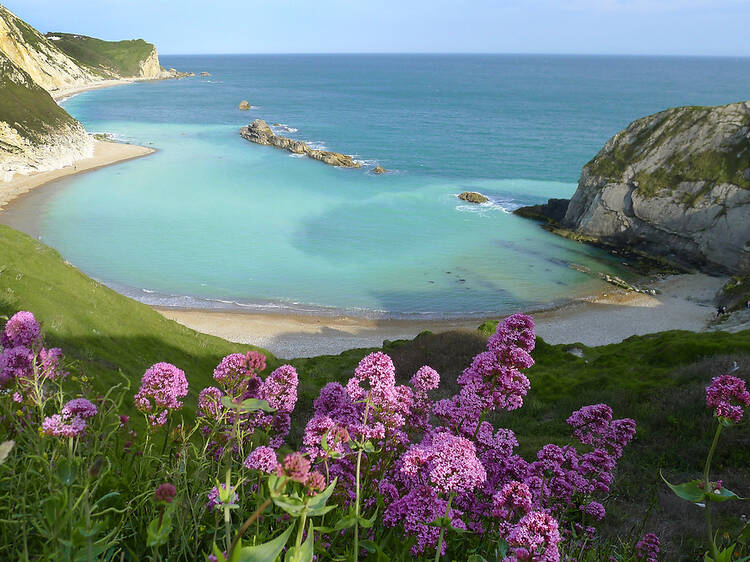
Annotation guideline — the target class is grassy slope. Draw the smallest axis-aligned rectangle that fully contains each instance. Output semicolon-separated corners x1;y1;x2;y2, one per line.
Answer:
0;52;77;145
46;32;154;78
2;223;750;557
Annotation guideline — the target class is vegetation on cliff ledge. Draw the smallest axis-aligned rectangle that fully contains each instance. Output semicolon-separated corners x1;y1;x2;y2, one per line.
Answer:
585;104;750;199
0;53;77;146
45;32;155;78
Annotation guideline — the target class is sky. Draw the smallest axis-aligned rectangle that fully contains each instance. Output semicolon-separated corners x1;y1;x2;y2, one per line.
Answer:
6;0;750;57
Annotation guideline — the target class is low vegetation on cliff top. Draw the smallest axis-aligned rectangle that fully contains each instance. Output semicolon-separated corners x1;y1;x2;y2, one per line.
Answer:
585;104;750;199
45;33;156;78
1;224;750;559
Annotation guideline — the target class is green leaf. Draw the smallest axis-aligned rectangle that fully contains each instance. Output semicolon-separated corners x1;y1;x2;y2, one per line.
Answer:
240;398;275;413
212;542;228;562
363;441;375;453
0;440;14;465
306;478;337;516
467;556;487;562
57;458;77;487
705;486;744;503
238;524;293;562
360;540;377;553
661;472;705;503
333;514;358;531
705;544;740;562
146;510;172;547
359;508;378;529
272;494;306;517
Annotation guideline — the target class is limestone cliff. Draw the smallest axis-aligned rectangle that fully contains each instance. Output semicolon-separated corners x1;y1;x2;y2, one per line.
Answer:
0;52;93;182
562;101;750;273
0;4;99;92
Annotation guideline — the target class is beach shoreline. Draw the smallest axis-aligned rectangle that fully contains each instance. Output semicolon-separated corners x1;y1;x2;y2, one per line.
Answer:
0;140;155;212
155;273;727;358
51;78;136;102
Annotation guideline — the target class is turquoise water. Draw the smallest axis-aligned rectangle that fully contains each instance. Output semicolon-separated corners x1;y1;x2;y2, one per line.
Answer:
22;55;750;317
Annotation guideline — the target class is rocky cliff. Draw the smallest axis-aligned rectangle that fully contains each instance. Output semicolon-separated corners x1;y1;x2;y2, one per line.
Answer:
0;52;93;182
0;4;99;92
561;101;750;273
240;119;361;168
0;2;184;183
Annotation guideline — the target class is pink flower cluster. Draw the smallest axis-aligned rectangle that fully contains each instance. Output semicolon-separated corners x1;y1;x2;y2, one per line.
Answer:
0;312;65;393
504;511;561;562
705;374;750;424
244;446;279;473
1;311;41;349
42;398;98;438
133;362;189;427
635;532;660;561
198;353;299;459
276;452;326;494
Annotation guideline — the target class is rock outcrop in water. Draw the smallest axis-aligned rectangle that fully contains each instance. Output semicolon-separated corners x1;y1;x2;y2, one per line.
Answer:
372;165;387;174
240;119;361;168
458;191;489;204
238;100;251;110
516;101;750;273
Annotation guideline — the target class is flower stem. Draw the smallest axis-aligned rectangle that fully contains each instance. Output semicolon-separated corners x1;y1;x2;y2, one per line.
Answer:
704;423;723;560
434;494;454;562
353;391;372;562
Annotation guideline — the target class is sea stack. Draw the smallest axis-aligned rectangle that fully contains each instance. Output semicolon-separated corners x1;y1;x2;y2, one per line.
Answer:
458;191;489;204
240;119;361;168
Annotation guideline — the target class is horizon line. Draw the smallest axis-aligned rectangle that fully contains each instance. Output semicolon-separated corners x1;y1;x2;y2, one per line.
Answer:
157;51;750;59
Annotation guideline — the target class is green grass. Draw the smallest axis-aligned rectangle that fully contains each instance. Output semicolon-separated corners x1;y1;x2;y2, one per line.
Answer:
45;32;155;78
2;223;750;558
0;53;77;145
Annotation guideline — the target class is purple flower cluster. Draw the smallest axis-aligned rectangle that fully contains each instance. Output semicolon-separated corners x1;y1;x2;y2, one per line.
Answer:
154;483;177;504
276;452;326;494
635;533;660;561
1;312;66;395
567;403;636;458
197;353;298;458
133;363;189;427
212;351;266;395
504;511;561;562
42;398;98;438
244;446;279;473
705;374;750;424
1;311;41;349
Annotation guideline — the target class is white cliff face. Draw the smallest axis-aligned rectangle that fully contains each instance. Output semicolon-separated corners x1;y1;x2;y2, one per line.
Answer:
137;47;161;79
0;120;94;182
0;5;99;92
564;102;750;273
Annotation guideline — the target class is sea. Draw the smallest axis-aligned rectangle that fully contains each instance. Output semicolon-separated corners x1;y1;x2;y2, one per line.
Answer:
7;54;750;318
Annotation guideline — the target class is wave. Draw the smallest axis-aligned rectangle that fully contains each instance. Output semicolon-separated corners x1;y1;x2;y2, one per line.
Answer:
306;141;328;151
271;123;299;134
452;193;522;214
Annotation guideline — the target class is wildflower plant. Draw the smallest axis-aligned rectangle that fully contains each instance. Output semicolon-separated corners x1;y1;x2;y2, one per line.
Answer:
662;367;750;562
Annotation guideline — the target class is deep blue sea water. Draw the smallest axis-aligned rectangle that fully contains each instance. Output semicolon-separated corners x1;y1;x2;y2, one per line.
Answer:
15;54;750;317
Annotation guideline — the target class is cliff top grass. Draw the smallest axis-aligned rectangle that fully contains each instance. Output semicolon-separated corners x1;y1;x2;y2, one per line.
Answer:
45;32;155;78
584;103;750;199
0;53;76;144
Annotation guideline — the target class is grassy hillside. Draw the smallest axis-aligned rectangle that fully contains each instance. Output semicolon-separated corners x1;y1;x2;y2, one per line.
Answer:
0;52;77;145
45;32;155;78
2;222;750;557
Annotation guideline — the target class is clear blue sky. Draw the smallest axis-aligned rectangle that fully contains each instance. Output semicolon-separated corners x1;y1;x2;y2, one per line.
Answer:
7;0;750;56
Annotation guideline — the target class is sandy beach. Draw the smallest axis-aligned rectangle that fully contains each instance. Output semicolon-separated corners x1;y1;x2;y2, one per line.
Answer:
50;79;136;102
156;273;728;358
0;140;154;211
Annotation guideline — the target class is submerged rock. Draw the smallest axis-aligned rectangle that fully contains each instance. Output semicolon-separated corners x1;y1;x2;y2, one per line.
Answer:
240;119;361;168
200;71;211;76
238;100;251;110
372;166;387;174
458;191;489;204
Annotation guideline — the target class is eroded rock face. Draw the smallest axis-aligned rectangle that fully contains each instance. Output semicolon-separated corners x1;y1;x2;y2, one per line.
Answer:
240;119;361;168
563;101;750;273
458;191;489;204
